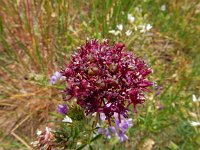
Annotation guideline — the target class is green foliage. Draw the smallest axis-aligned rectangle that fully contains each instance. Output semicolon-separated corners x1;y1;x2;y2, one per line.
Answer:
68;105;85;121
53;110;99;149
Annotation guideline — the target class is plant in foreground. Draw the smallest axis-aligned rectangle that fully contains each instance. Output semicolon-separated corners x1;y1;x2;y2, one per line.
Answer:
32;39;153;149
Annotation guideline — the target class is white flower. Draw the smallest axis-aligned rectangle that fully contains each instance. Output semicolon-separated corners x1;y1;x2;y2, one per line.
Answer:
117;24;123;31
146;24;152;31
192;94;200;102
60;76;66;81
96;123;100;127
77;141;82;145
128;14;135;23
160;5;166;11
125;30;132;36
106;103;112;107
54;71;61;77
190;121;200;127
139;25;146;33
51;12;56;18
135;7;142;13
134;26;138;31
108;30;121;36
30;141;39;147
139;24;152;33
92;112;97;117
62;115;72;123
36;129;42;136
45;127;52;133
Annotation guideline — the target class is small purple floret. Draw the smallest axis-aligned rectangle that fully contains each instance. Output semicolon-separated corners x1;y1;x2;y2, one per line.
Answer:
155;86;163;96
50;71;62;85
58;104;68;115
117;131;129;142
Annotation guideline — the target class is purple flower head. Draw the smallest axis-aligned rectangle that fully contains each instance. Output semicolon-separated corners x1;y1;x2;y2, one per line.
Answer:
58;104;68;115
60;39;153;120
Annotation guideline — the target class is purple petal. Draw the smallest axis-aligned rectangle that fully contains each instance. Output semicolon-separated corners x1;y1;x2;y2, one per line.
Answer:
119;134;128;142
50;76;57;85
109;126;116;133
58;104;68;115
100;113;106;122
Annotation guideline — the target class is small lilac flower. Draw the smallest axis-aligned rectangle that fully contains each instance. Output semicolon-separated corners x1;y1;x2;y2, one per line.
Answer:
157;104;164;110
97;128;111;139
100;113;106;122
104;128;111;139
155;86;163;96
114;113;133;129
50;71;62;85
98;113;133;142
117;131;128;142
113;113;133;142
109;126;116;133
58;104;68;115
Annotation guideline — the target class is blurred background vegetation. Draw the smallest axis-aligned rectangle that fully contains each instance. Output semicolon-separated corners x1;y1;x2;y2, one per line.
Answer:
0;0;200;149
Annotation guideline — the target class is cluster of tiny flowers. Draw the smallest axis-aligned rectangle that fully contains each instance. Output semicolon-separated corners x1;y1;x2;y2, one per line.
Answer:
155;86;163;96
109;13;152;36
98;113;133;142
109;14;135;36
31;127;55;150
60;39;153;121
138;24;152;33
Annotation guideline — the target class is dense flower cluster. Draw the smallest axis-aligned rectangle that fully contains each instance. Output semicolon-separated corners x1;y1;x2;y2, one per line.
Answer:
60;39;153;121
